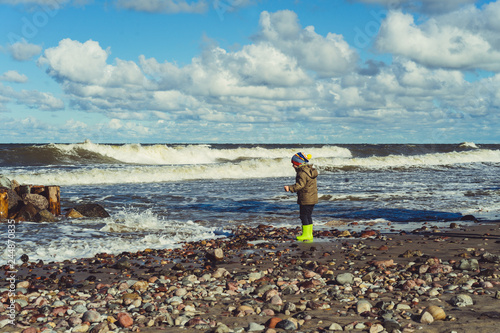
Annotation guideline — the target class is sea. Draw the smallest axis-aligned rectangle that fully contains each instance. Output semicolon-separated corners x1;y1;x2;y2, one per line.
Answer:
1;141;499;263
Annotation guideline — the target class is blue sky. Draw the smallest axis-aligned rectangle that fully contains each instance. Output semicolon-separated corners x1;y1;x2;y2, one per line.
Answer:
0;0;499;144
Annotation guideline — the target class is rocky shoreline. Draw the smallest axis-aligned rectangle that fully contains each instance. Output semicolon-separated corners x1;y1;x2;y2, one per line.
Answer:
1;222;499;333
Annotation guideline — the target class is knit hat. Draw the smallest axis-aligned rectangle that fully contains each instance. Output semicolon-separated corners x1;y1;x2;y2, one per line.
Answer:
291;152;311;166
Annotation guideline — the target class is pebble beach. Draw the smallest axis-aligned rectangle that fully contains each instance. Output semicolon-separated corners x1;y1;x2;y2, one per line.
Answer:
1;221;499;333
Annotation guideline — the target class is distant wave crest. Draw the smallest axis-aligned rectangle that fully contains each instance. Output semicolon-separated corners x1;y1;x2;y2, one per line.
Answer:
3;141;352;166
5;145;500;186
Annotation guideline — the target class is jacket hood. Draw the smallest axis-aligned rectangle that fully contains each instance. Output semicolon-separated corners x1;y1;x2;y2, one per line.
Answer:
297;164;318;179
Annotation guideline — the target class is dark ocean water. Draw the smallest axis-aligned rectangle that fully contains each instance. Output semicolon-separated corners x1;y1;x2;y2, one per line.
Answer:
1;141;499;262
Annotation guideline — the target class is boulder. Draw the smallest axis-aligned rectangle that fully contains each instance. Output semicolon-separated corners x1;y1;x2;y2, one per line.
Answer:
34;209;57;222
6;188;22;211
73;204;110;218
23;193;49;211
16;203;39;222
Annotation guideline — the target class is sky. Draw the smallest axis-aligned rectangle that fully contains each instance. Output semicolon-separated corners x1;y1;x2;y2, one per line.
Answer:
0;0;499;144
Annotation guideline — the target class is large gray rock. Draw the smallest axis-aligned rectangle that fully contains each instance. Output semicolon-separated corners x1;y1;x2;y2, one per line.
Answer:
73;204;110;218
17;203;39;221
23;193;49;211
34;209;57;222
6;188;22;211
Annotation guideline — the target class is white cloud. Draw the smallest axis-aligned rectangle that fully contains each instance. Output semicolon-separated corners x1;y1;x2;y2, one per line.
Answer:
17;90;65;110
0;70;28;83
0;82;64;111
38;39;109;84
8;39;42;61
115;0;208;14
255;10;358;77
376;6;500;72
108;119;123;130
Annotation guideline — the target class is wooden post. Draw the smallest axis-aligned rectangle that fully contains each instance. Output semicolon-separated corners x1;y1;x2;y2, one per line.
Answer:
0;188;8;219
47;186;61;216
31;185;46;195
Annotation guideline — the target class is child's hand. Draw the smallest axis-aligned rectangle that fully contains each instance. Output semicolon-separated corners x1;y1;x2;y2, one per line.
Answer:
284;186;290;192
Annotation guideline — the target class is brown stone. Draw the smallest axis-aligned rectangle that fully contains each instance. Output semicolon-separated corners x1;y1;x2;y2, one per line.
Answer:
132;281;149;292
66;208;85;218
117;312;133;328
89;322;109;333
266;317;282;328
21;328;37;333
371;259;395;268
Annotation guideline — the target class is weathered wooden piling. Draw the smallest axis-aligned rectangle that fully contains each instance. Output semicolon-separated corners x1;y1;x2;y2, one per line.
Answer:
0;188;8;219
47;186;61;216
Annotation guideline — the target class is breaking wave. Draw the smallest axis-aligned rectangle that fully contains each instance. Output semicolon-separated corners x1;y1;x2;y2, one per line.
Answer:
3;146;499;186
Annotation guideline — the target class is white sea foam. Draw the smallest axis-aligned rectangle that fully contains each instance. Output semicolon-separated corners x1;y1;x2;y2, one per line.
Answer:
49;141;352;165
319;149;500;170
7;147;500;186
459;142;479;149
2;209;226;262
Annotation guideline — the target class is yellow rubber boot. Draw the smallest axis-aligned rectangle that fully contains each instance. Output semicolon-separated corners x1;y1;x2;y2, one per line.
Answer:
296;224;313;242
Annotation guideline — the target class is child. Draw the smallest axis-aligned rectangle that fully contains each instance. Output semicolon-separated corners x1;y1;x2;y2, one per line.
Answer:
284;152;318;242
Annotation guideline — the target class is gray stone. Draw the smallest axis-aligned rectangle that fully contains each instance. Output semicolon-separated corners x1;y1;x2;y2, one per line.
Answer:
23;193;49;210
213;323;231;333
383;318;401;331
247;322;265;331
34;209;57;222
450;294;474;307
114;258;131;270
82;310;101;323
72;303;88;313
482;252;500;263
74;203;110;218
6;188;22;210
255;284;276;295
89;322;109;333
336;272;354;285
457;259;479;271
328;322;343;331
276;319;297;330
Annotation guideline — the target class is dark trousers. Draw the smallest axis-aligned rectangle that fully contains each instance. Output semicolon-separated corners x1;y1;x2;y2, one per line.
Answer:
299;205;315;226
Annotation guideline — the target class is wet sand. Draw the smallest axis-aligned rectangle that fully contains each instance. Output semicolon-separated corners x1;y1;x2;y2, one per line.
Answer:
1;221;499;333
